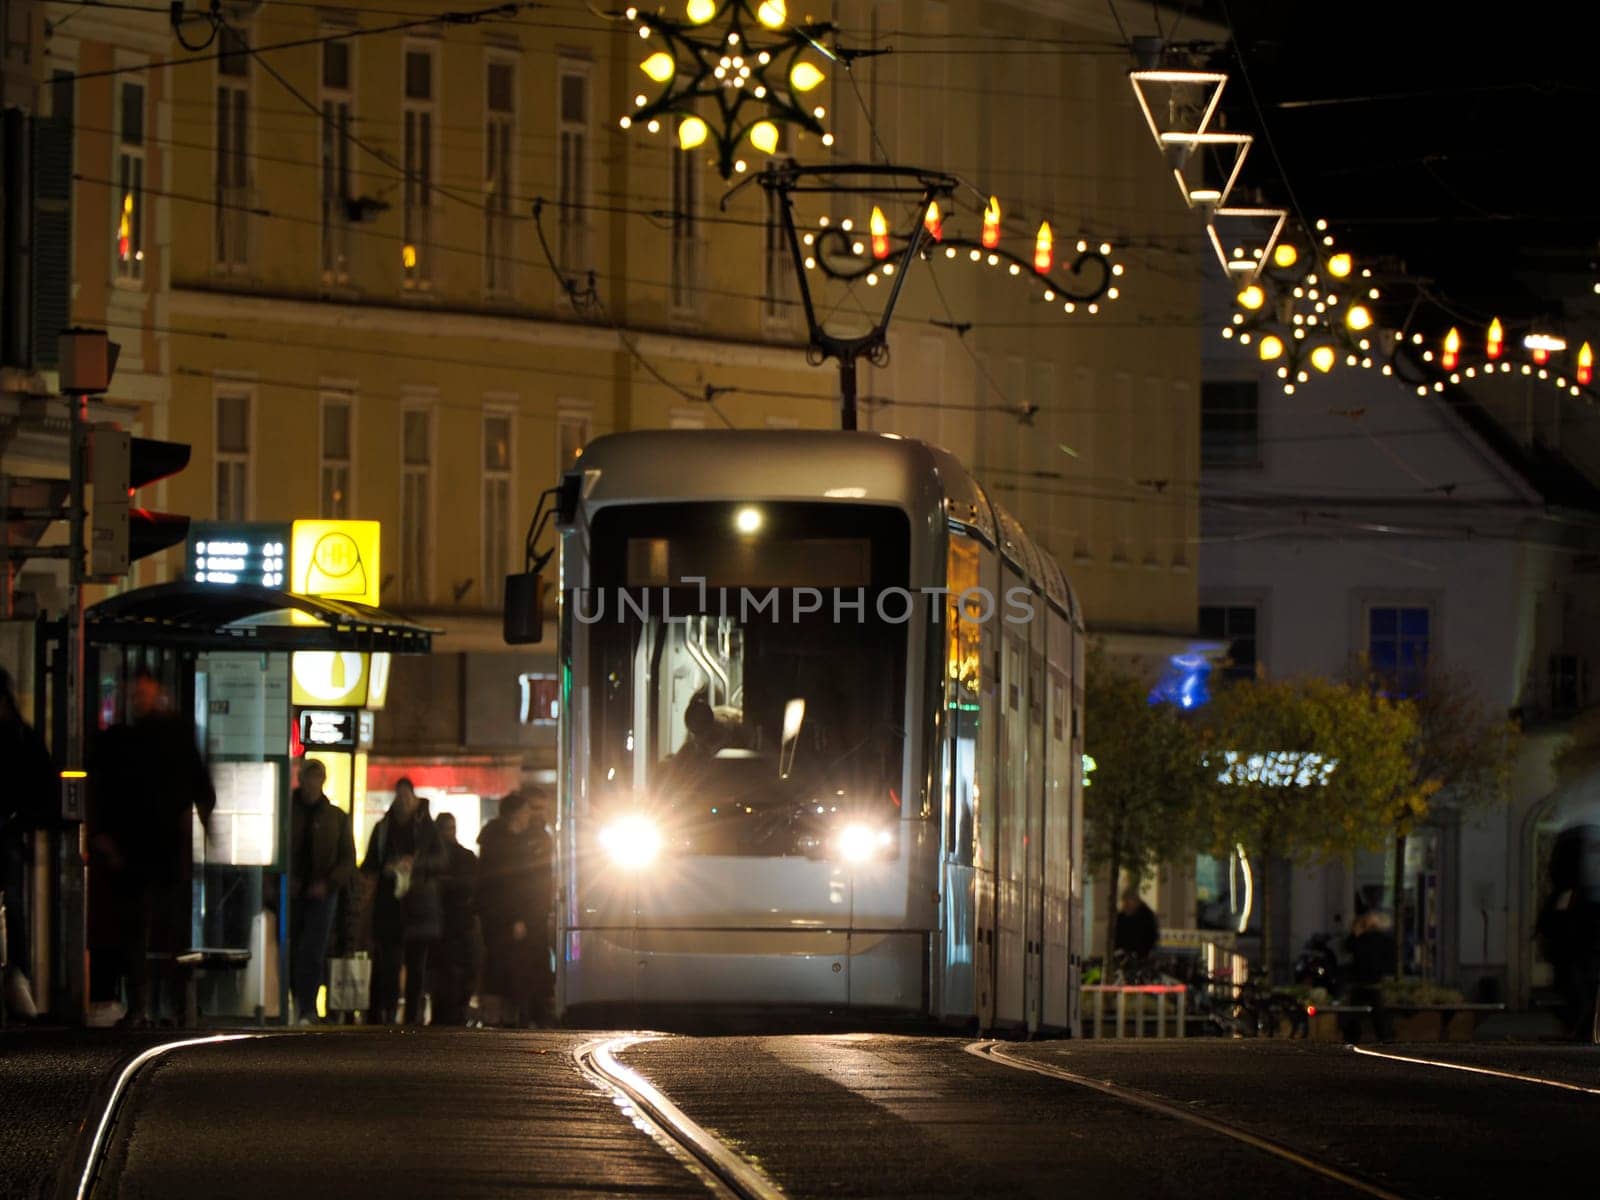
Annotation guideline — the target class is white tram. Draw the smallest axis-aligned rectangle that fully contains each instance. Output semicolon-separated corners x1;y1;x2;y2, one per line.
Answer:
550;430;1085;1033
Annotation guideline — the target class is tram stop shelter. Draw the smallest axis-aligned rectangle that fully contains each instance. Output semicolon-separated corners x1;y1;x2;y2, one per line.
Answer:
46;581;437;1025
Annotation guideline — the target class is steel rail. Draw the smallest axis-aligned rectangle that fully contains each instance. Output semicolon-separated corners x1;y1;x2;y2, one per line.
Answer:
1350;1044;1600;1096
575;1035;787;1200
966;1039;1405;1200
62;1033;261;1200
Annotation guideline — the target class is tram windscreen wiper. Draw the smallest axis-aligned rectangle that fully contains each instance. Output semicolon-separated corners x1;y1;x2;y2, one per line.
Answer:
779;698;805;779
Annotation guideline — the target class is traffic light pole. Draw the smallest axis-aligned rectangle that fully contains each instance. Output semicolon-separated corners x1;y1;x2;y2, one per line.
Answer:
58;392;88;1024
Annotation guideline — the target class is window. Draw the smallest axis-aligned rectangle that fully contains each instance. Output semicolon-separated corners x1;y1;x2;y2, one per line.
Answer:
29;71;75;369
215;26;251;270
401;406;433;602
320;39;353;282
556;61;589;273
484;59;515;294
116;82;145;281
1199;604;1258;681
1202;380;1259;468
215;389;251;520
557;410;589;474
670;120;700;314
518;673;559;725
1368;605;1429;696
402;45;436;287
320;393;353;518
483;410;513;598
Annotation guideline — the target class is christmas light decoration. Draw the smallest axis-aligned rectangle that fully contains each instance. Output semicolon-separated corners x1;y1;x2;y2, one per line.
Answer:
1238;283;1265;310
923;202;943;241
1310;344;1336;373
1487;317;1504;359
1259;334;1284;360
1580;342;1593;387
869;206;890;260
1346;304;1372;332
1525;332;1565;364
1442;327;1460;371
1034;222;1053;274
1327;252;1352;279
617;0;835;180
1273;242;1298;269
982;196;1001;249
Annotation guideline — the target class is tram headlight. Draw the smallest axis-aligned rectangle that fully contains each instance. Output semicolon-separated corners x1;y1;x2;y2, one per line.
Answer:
838;822;894;864
599;814;662;869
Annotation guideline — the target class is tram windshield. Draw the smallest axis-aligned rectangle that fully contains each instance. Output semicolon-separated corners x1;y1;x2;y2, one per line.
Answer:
584;503;910;860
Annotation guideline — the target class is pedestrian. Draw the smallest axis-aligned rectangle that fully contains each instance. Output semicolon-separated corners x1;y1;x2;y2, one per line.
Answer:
1536;824;1600;1041
86;671;215;1027
477;790;553;1027
1114;888;1159;963
361;778;446;1024
287;759;356;1025
1;666;54;1019
431;812;479;1025
1343;910;1397;1043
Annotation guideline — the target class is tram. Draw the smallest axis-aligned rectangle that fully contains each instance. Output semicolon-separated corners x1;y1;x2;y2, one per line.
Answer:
543;430;1085;1033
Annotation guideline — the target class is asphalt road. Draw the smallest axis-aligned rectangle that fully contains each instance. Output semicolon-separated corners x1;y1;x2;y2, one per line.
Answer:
4;1030;1597;1199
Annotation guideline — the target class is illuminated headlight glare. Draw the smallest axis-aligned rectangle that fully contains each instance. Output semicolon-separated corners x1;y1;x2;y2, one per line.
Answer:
599;814;661;868
838;822;891;863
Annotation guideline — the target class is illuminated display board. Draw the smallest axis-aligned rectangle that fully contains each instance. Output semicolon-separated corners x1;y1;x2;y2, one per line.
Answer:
291;520;381;608
187;522;292;587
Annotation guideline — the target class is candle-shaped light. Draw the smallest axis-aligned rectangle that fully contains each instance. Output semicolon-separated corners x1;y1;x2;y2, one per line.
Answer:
981;196;1001;249
1033;221;1053;274
923;201;943;241
1442;327;1460;371
1487;317;1504;360
1580;341;1594;386
869;205;890;260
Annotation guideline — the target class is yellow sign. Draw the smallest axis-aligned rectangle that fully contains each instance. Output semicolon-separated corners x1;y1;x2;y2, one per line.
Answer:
292;650;370;707
290;520;380;608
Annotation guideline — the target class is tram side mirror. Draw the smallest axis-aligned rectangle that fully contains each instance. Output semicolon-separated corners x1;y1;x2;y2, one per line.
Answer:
503;571;545;644
555;470;583;528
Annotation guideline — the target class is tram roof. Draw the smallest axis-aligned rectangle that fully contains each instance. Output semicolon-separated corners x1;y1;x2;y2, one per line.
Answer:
574;430;1081;626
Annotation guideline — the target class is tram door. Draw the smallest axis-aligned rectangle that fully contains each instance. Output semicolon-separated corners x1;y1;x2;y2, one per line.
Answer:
1024;642;1047;1032
972;550;1002;1032
994;616;1028;1026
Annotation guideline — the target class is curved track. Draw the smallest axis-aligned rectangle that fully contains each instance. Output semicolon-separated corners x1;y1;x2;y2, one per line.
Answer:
966;1039;1404;1200
575;1035;787;1200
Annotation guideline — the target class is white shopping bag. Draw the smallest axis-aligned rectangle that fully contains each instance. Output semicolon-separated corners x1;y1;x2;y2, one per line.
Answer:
327;954;372;1011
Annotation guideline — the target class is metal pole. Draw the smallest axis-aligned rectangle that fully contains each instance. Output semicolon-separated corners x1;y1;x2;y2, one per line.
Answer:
58;395;87;1024
839;353;859;432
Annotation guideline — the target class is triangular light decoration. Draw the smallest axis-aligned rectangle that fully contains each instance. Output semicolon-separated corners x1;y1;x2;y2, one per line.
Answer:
1205;207;1288;279
1128;69;1228;163
1164;132;1252;214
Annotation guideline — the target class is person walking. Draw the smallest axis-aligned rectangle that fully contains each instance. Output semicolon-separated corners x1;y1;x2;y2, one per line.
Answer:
431;813;479;1026
477;791;553;1027
1343;910;1398;1043
1;667;53;1019
287;759;356;1025
86;672;214;1027
1114;889;1160;963
361;779;445;1024
1537;824;1600;1041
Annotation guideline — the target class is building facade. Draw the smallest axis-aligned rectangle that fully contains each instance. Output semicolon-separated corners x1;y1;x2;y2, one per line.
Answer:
1200;273;1600;1004
8;1;1212;850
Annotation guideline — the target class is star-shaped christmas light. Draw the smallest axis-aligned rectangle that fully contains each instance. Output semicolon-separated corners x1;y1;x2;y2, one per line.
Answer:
619;1;836;179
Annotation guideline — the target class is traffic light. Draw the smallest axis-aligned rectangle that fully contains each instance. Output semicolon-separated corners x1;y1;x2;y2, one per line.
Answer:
89;428;191;578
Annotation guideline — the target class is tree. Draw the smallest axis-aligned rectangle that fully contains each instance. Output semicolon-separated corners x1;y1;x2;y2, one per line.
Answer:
1082;647;1211;958
1202;676;1427;979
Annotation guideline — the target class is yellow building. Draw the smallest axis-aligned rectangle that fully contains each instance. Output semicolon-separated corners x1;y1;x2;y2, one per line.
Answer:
22;1;1212;806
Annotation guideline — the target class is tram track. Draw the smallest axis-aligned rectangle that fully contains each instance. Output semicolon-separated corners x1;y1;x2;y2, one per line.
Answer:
574;1035;787;1200
965;1039;1407;1200
57;1033;263;1200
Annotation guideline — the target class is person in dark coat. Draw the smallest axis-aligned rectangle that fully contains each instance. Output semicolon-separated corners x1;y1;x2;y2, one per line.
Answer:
477;790;553;1027
1114;889;1159;961
287;758;356;1024
1343;910;1398;1043
430;813;480;1025
361;778;446;1024
1;665;54;1017
1536;824;1600;1041
86;671;215;1027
